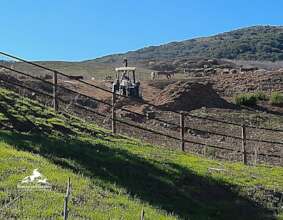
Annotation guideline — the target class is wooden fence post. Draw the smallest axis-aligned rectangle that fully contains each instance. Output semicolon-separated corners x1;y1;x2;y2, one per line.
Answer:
63;177;71;220
254;145;258;166
203;145;207;157
241;124;247;165
63;195;68;220
180;112;185;151
280;147;283;167
112;91;117;134
53;71;58;111
140;208;145;220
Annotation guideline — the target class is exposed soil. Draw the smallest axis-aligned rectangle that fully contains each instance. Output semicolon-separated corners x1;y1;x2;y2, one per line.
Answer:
212;70;283;96
153;81;234;111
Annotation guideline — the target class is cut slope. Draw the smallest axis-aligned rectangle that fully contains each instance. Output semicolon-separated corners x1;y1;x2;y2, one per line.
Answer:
0;88;282;219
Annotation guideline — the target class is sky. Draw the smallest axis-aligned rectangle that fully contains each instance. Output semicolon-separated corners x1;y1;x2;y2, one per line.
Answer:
1;0;283;61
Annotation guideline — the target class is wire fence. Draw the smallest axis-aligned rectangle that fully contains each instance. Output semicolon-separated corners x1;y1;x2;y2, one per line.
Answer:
0;178;149;220
0;51;283;167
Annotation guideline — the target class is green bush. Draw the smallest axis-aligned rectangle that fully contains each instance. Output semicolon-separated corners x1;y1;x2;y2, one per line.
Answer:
270;92;283;106
235;93;256;106
253;91;268;101
235;91;269;106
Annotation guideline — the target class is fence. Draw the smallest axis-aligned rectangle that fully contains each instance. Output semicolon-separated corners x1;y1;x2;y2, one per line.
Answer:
0;177;149;220
0;51;283;167
0;178;71;219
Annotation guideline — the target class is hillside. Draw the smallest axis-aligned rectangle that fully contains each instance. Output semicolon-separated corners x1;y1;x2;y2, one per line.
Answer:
0;88;283;219
90;26;283;65
3;25;283;79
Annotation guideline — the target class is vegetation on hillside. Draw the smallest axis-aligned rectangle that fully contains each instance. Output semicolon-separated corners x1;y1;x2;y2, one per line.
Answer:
234;91;283;108
3;25;283;80
0;88;283;219
234;91;268;106
270;92;283;106
92;26;283;65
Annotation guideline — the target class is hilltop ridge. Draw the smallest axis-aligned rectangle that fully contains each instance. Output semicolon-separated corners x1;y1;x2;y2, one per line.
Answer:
87;25;283;65
3;25;283;78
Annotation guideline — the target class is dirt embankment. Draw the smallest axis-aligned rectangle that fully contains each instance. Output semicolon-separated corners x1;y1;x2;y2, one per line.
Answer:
154;81;234;111
212;70;283;96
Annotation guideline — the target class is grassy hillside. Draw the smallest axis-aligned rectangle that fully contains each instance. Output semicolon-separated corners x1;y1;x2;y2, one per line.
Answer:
0;88;283;219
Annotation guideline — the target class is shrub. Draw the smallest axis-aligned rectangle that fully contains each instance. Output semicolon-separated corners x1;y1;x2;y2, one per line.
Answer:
253;91;268;101
270;92;283;106
235;91;269;106
235;93;258;106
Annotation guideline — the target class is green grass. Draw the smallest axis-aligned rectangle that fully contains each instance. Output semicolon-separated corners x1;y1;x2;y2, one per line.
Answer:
0;88;283;219
253;91;269;101
234;91;268;106
270;92;283;106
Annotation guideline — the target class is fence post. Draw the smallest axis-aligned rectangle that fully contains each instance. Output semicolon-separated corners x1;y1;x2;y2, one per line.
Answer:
254;145;258;166
112;91;117;134
63;177;71;220
63;195;68;220
241;124;247;165
53;71;58;111
180;112;185;151
140;208;145;220
280;147;283;167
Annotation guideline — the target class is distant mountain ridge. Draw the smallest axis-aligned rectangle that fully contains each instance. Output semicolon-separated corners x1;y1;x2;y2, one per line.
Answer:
4;25;283;78
87;25;283;66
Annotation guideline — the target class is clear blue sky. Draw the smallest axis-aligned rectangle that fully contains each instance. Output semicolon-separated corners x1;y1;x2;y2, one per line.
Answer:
1;0;282;61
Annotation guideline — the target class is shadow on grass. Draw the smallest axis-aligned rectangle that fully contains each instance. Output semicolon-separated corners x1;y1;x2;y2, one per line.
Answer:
0;131;276;220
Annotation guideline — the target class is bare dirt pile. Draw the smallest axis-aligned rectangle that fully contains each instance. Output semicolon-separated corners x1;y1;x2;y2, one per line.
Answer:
154;81;233;111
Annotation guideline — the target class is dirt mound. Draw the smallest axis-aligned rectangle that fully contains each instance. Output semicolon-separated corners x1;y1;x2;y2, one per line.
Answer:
154;81;233;111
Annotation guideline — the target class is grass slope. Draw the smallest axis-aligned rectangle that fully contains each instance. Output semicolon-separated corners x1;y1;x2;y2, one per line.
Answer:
0;88;283;219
